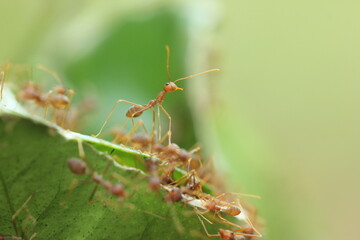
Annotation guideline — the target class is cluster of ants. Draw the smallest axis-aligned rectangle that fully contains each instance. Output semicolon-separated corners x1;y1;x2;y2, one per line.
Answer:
0;62;94;130
0;46;262;240
67;140;262;240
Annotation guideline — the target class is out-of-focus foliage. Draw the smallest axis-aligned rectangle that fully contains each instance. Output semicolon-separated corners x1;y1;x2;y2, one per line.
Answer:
200;1;360;240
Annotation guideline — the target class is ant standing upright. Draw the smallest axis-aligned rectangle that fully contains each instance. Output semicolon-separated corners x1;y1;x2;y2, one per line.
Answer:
93;45;219;146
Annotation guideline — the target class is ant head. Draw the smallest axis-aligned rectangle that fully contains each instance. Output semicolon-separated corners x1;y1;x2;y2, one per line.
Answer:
54;86;66;94
163;82;183;92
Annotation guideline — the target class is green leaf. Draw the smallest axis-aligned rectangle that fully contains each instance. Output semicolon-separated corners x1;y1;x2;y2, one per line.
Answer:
0;103;246;239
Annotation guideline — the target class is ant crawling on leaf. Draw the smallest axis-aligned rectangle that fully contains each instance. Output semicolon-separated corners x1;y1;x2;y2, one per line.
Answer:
197;215;259;240
173;168;262;237
196;206;263;240
18;64;75;125
65;140;134;209
111;120;155;152
93;45;219;146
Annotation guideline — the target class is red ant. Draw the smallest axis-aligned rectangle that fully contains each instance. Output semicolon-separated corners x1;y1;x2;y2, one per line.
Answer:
173;168;262;235
67;157;126;199
93;45;219;146
143;156;177;191
111;120;154;152
164;187;182;202
18;64;75;125
150;142;202;173
66;140;129;204
18;81;47;107
197;210;262;240
36;65;75;122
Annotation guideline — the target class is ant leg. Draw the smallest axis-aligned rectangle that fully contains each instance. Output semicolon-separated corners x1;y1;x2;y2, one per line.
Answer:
93;100;143;138
138;119;149;134
44;106;49;119
232;229;262;238
196;214;220;238
159;104;172;145
216;192;261;200
109;172;132;186
193;208;213;224
151;107;155;152
63;140;95;204
60;178;81;206
216;211;244;230
44;90;55;119
61;89;75;128
37;64;63;85
119;119;141;146
130;118;135;133
142;210;166;220
235;200;263;238
120;117;130;130
129;119;147;136
172;169;197;187
12;194;35;239
157;105;161;143
77;140;95;173
12;194;33;224
111;118;130;144
21;206;36;240
88;160;113;203
29;233;37;240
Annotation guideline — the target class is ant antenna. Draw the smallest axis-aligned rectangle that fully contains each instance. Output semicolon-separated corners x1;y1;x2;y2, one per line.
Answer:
173;68;220;83
165;45;171;81
37;64;63;86
236;199;263;238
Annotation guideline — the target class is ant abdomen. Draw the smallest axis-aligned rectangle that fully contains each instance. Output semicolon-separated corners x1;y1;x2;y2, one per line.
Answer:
224;205;241;216
131;133;153;147
126;105;145;118
110;183;126;198
67;158;87;175
50;94;70;109
164;187;182;202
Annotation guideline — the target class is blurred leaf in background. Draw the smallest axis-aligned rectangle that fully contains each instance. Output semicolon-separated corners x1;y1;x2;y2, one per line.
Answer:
195;1;360;240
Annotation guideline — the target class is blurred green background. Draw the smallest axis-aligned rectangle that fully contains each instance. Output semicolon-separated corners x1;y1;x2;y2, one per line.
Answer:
1;0;359;239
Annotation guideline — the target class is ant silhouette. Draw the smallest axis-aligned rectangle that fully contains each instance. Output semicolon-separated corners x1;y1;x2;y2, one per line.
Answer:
93;45;219;145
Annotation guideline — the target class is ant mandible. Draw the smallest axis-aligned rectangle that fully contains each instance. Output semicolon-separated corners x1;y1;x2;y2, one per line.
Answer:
93;45;219;145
